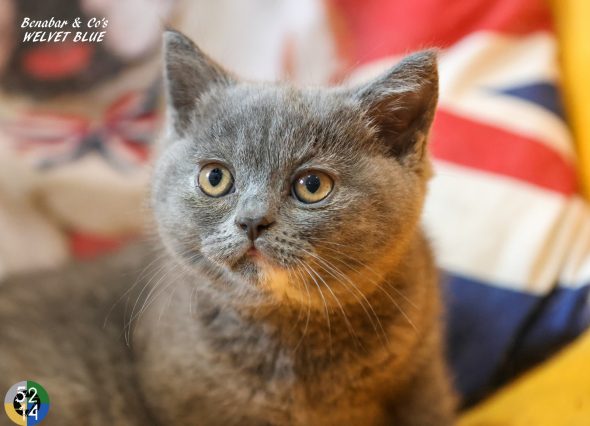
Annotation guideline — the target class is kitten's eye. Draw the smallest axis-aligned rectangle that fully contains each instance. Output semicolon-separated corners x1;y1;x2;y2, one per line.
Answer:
292;171;333;204
197;163;234;197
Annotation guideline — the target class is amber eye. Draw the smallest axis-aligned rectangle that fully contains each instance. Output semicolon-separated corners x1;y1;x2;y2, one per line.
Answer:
197;163;234;197
292;171;334;204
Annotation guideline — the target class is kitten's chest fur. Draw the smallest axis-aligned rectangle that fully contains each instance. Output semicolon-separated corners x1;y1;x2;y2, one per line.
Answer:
134;240;441;426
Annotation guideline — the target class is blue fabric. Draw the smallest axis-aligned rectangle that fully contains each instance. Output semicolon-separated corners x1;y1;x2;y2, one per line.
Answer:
494;81;566;119
442;272;540;404
508;284;590;370
442;271;590;406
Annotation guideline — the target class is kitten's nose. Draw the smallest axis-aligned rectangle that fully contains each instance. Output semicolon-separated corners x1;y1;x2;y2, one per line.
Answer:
236;216;274;241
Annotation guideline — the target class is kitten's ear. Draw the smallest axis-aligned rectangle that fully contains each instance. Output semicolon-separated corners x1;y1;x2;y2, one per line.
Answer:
163;30;234;134
353;50;438;163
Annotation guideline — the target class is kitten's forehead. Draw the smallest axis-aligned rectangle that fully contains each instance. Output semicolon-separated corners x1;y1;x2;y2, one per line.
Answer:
191;84;363;173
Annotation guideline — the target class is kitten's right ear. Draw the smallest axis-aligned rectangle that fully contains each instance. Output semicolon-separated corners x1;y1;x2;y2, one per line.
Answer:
350;51;438;166
163;30;234;134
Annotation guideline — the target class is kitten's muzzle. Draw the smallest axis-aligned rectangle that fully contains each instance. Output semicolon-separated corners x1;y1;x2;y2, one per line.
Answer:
235;216;275;241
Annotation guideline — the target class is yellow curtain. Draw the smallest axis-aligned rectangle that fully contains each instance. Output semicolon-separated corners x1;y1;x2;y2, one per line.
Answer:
552;0;590;198
458;328;590;426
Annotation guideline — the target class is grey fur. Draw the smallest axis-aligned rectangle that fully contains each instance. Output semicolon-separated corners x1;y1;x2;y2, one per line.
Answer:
0;30;455;425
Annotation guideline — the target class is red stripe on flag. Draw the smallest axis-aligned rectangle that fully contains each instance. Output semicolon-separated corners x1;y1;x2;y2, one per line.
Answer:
327;0;553;66
430;109;578;195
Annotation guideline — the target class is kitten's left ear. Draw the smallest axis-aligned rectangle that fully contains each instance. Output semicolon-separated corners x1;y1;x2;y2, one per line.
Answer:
163;30;235;135
353;50;438;163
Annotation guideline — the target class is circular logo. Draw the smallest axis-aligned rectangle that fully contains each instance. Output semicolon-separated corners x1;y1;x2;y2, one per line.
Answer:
4;381;50;425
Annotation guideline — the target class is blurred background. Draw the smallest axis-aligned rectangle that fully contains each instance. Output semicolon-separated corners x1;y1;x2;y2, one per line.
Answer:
1;0;590;422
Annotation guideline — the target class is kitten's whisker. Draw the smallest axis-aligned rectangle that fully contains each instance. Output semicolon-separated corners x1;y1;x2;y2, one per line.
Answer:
129;253;198;342
301;249;389;346
124;278;171;344
157;279;178;327
103;247;170;329
125;262;169;344
297;260;332;357
304;261;362;349
292;263;312;353
319;250;418;332
318;244;418;309
124;246;196;344
285;265;306;333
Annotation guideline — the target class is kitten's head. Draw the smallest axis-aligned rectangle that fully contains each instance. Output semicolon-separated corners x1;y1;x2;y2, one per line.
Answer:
153;31;438;307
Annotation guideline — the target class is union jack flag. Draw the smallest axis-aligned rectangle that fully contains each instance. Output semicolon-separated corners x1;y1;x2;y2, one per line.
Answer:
328;0;590;405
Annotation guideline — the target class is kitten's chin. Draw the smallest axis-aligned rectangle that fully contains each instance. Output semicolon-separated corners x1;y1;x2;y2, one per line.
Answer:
196;243;307;303
225;244;277;272
228;251;275;282
223;254;300;300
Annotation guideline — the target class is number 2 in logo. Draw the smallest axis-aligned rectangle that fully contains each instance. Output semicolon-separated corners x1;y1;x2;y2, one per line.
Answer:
4;381;50;425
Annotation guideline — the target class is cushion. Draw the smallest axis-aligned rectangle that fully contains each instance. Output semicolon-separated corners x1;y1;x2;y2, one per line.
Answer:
458;328;590;425
326;0;590;404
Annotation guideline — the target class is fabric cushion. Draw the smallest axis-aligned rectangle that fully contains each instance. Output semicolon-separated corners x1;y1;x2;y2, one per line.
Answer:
458;328;590;425
327;0;590;404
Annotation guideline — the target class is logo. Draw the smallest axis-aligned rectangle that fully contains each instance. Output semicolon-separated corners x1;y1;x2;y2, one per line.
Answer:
4;381;50;425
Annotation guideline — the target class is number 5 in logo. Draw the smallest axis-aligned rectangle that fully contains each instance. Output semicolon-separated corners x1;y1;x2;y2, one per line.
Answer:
4;381;50;425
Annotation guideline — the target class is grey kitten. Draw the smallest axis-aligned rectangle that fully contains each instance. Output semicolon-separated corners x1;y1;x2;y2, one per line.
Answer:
0;30;456;425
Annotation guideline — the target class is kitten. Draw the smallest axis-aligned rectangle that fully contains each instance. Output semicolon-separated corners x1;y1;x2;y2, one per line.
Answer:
0;30;456;425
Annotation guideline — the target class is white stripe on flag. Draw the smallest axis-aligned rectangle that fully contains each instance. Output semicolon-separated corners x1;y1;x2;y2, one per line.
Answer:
423;161;588;295
439;31;559;93
559;199;590;289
